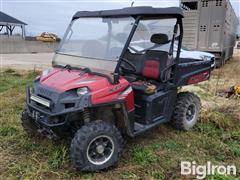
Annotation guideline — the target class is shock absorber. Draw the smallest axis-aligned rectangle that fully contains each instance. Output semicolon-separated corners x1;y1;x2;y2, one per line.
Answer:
82;109;91;123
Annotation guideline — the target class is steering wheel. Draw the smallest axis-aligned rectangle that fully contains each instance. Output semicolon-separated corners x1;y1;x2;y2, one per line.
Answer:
120;58;137;73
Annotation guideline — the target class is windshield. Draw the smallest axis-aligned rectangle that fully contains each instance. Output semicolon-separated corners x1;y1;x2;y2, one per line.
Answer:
53;17;135;75
129;19;178;54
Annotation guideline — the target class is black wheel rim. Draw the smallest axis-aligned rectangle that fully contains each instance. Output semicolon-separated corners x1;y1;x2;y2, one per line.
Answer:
186;104;196;121
87;135;114;165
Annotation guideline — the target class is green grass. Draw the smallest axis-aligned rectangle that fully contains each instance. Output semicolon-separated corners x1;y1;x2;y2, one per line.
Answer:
195;90;212;100
0;69;38;92
0;126;18;136
47;146;68;169
131;145;158;166
206;174;238;180
0;69;239;179
228;142;240;158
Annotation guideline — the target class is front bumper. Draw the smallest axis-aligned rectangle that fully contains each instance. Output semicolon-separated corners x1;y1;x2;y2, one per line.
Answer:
25;85;90;129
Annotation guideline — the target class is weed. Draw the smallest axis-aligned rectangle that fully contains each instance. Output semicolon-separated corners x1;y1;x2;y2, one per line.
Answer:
3;68;18;74
206;174;238;180
146;169;165;180
132;145;158;166
0;126;18;136
162;140;181;151
195;122;222;137
0;70;37;92
18;137;43;152
195;90;212;100
151;143;161;150
201;110;237;130
121;172;138;179
227;142;240;158
48;146;68;169
5;160;38;179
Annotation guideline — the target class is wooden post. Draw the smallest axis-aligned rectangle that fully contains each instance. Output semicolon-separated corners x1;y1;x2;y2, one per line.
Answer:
21;25;26;38
6;25;9;36
10;26;15;35
9;26;14;35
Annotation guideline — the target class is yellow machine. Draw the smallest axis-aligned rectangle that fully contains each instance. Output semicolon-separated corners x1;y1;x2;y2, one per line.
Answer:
226;85;240;98
234;85;240;97
36;32;58;42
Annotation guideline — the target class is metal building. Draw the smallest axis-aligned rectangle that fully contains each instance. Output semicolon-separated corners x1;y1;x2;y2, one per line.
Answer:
0;11;27;38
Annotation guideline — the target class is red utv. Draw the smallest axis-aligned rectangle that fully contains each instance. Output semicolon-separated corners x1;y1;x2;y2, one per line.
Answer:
22;6;214;171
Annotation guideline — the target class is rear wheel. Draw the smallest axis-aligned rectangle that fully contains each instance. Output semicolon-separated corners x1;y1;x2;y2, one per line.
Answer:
171;92;201;131
70;120;123;171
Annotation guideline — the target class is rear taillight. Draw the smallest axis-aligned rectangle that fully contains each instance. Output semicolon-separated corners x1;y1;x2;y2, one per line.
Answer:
188;72;210;85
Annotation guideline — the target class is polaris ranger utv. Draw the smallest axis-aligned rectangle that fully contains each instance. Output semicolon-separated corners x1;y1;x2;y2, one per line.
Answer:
22;6;214;171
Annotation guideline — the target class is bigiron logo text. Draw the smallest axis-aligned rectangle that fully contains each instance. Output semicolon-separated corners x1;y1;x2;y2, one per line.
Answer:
181;161;237;179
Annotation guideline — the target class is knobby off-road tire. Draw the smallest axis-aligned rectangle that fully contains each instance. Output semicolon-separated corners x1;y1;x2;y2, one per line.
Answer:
171;92;201;131
70;120;123;171
21;109;38;136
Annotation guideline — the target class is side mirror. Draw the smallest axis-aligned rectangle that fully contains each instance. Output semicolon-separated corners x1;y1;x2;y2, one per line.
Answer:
150;33;170;45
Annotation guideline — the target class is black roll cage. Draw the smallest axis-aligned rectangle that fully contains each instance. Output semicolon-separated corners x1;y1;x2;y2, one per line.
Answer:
54;15;183;85
114;16;183;84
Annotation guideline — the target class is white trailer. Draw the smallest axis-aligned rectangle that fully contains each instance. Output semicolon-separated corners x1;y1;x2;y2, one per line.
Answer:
180;0;238;67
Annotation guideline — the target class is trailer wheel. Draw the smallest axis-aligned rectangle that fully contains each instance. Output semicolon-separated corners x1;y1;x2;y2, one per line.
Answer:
171;92;201;131
70;120;123;171
21;109;38;136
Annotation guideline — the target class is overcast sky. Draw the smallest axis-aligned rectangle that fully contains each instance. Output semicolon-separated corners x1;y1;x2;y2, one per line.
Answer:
1;0;239;37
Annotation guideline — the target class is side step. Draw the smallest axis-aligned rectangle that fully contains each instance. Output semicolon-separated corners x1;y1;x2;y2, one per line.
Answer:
133;118;166;136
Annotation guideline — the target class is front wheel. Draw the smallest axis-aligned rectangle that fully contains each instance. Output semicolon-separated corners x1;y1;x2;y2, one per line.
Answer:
70;120;123;171
171;92;201;131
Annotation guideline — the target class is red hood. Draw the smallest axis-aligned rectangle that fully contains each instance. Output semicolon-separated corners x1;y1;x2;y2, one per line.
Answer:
40;68;111;92
39;68;133;111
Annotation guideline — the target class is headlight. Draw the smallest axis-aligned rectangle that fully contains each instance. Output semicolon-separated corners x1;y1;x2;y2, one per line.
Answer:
42;68;52;77
77;87;89;96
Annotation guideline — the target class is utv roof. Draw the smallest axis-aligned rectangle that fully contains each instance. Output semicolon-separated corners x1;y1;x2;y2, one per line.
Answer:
73;6;184;20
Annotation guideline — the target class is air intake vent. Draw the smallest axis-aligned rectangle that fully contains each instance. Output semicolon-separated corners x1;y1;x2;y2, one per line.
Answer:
201;0;209;7
216;0;222;6
200;25;207;32
213;24;221;31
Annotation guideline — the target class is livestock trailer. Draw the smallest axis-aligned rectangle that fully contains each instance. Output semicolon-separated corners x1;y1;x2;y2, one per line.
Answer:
180;0;238;67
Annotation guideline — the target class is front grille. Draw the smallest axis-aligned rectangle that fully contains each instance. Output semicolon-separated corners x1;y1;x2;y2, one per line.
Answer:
32;83;82;113
65;103;75;109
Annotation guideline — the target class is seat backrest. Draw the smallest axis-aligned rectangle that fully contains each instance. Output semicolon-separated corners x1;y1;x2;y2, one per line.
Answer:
142;60;160;79
123;50;171;81
142;50;169;80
